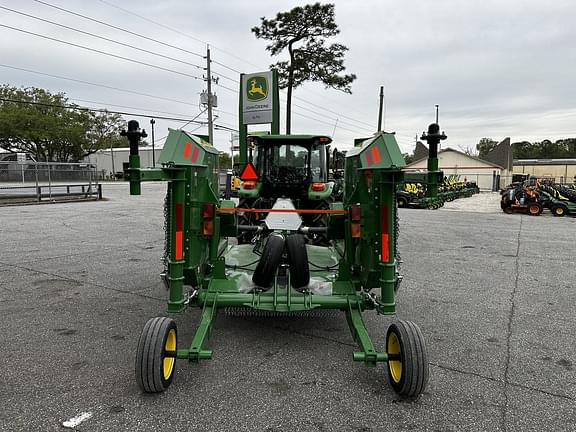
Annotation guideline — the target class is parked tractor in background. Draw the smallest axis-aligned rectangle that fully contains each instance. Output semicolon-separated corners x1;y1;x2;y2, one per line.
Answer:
501;178;576;217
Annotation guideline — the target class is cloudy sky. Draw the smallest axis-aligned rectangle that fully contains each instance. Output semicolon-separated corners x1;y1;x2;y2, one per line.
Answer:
1;0;575;155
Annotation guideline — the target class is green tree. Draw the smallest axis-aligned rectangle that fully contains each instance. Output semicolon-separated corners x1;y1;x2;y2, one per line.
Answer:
476;138;498;158
219;151;232;169
252;3;356;134
0;85;126;161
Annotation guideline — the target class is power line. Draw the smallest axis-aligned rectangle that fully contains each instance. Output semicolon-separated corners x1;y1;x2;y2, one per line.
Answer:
0;24;203;81
32;0;204;59
0;97;201;123
0;6;204;71
31;0;376;132
0;97;238;132
96;0;263;71
71;98;204;119
0;64;198;107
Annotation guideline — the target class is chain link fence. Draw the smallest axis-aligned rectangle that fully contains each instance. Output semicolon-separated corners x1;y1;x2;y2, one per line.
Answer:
0;160;101;204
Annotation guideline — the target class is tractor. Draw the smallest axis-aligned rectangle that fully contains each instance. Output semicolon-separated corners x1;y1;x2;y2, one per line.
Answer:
236;134;336;246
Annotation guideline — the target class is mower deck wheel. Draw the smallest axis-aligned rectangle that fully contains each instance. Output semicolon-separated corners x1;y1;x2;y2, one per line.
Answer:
135;316;177;393
252;234;284;289
386;320;429;398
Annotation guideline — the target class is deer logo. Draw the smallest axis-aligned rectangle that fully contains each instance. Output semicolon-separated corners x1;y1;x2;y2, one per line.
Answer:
246;76;268;101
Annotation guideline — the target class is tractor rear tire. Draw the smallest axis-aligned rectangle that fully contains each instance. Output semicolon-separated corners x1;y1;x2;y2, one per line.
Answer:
252;234;284;289
551;204;567;217
528;202;543;216
286;234;310;290
386;320;429;398
135;317;177;393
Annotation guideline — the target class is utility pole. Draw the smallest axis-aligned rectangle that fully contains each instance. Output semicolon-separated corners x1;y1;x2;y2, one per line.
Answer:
110;142;115;180
205;46;214;145
377;86;385;132
150;118;156;167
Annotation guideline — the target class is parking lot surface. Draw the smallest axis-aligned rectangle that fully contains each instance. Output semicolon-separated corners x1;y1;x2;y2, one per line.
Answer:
1;184;575;431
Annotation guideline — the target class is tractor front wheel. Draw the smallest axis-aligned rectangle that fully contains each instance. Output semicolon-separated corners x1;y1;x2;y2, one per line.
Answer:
386;320;429;398
135;317;177;393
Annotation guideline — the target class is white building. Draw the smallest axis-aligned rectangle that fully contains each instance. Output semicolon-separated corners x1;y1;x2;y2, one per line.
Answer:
405;148;508;191
84;147;162;179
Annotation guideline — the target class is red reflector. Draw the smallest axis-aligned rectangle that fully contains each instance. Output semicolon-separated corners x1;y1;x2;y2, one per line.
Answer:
202;203;215;219
381;207;389;234
175;203;183;231
203;220;214;236
175;231;183;260
239;162;259;181
372;146;381;163
350;205;361;222
381;207;389;262
183;142;192;159
311;182;326;192
191;146;200;162
243;180;257;190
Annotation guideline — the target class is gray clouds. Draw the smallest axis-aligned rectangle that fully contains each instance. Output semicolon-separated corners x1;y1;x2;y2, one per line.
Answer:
1;0;574;154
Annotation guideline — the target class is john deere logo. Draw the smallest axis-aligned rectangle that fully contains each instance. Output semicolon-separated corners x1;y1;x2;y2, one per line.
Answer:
247;76;268;101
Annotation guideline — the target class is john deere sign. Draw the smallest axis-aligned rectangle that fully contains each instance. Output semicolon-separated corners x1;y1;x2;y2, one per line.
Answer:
242;71;274;124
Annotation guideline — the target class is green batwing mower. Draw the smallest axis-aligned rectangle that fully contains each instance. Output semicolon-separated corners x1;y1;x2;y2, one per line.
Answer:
123;119;429;398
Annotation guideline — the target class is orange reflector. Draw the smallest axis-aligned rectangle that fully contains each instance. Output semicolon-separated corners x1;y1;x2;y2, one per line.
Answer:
175;231;183;260
203;220;214;236
243;180;257;190
311;182;326;192
351;222;361;238
381;233;389;262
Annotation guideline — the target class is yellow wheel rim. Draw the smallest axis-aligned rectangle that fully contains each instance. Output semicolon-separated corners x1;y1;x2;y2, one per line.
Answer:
556;208;564;215
387;332;402;383
163;329;176;380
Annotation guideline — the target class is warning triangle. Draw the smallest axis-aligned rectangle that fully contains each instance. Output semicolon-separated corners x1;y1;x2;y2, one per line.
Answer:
239;162;259;181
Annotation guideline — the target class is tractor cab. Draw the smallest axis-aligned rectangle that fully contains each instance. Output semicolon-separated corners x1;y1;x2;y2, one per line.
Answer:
244;134;332;200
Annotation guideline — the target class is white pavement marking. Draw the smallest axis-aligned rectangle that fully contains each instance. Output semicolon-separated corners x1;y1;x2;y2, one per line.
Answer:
62;412;93;428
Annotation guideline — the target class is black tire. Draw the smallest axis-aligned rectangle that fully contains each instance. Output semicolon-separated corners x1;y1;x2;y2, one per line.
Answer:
386;320;429;398
397;196;408;208
135;317;177;393
551;204;567;217
252;234;284;289
527;202;543;216
285;234;310;290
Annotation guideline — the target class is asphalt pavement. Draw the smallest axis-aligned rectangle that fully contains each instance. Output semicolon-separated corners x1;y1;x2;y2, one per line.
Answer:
0;184;574;431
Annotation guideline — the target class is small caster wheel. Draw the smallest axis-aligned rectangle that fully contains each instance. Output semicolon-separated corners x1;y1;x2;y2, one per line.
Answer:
386;320;429;398
135;317;177;393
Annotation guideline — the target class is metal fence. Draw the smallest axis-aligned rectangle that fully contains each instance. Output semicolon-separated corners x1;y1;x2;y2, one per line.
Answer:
0;161;101;203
